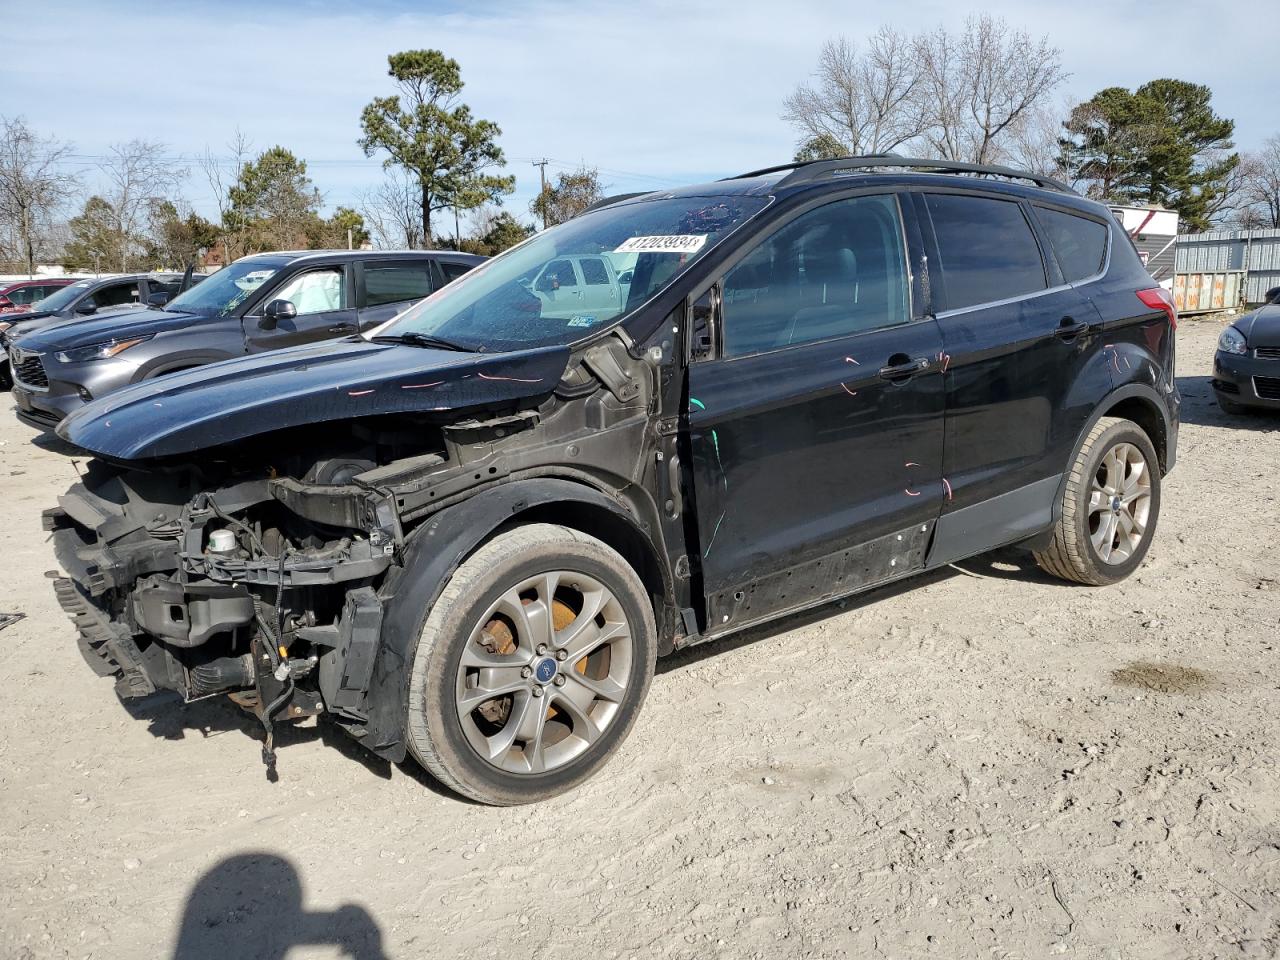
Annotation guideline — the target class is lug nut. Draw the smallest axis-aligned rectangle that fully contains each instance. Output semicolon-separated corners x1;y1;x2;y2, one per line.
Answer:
555;648;568;661
553;675;566;687
532;686;544;697
521;666;532;679
536;643;548;655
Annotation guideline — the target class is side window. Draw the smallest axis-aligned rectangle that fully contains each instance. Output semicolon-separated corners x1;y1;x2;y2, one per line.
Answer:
925;194;1046;311
580;258;610;285
438;261;473;283
270;267;346;315
6;287;34;305
364;262;434;307
149;279;182;299
91;282;140;308
1035;207;1109;283
537;259;578;292
720;194;909;358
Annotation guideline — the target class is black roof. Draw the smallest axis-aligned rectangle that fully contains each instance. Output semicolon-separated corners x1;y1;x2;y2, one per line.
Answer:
587;154;1098;218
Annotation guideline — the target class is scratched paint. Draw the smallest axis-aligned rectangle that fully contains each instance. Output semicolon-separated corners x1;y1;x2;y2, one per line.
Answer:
840;356;860;396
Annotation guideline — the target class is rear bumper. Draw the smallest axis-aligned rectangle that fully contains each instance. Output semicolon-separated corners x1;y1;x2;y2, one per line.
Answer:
1213;351;1280;409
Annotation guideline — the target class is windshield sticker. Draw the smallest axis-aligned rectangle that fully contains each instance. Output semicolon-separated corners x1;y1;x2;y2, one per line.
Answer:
566;315;598;328
614;234;707;255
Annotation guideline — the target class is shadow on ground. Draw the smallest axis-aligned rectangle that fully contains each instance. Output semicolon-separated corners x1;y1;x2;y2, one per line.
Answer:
171;852;387;960
1176;374;1280;429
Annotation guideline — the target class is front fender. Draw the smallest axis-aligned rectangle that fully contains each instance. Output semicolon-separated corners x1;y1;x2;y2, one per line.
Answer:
360;476;657;762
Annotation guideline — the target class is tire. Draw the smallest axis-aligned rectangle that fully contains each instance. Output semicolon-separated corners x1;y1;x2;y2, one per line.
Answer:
1034;417;1161;586
405;522;656;805
1216;394;1248;415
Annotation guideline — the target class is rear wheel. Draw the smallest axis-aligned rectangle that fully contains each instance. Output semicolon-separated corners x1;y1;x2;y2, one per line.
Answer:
406;523;656;805
1035;417;1161;585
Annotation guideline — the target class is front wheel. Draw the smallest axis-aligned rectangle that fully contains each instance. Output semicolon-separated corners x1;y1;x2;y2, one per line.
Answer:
1035;417;1161;585
405;523;656;805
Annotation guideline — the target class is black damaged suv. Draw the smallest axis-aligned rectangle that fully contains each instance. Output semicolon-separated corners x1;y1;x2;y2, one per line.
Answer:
48;157;1178;804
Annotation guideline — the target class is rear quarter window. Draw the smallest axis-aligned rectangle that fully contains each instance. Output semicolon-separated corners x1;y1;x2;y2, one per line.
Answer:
1035;207;1109;283
925;193;1047;311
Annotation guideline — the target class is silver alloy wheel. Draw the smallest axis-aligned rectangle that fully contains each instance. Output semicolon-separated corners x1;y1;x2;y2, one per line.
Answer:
454;570;633;775
1088;441;1152;564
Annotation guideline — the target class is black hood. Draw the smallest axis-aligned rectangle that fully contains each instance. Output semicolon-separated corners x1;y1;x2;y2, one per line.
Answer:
1236;304;1280;348
57;337;570;461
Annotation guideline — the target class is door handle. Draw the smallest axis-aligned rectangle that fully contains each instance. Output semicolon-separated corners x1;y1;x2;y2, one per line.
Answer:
1055;316;1089;341
328;323;356;334
878;355;930;382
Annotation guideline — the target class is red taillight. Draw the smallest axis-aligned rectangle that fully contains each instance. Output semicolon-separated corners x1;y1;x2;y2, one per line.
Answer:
1137;287;1177;329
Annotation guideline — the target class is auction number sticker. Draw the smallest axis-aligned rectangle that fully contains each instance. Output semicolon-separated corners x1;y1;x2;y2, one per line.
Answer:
614;234;707;255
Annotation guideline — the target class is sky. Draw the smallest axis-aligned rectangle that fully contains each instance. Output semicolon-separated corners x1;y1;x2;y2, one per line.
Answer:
1;0;1276;233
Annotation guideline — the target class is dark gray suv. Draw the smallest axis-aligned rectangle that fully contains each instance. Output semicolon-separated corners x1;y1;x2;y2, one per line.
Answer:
10;250;482;428
0;272;204;389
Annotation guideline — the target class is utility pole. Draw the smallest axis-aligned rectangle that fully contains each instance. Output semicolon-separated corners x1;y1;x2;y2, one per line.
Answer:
533;159;550;230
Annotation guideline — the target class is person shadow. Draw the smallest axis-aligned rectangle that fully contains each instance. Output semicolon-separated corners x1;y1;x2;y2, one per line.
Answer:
172;852;387;960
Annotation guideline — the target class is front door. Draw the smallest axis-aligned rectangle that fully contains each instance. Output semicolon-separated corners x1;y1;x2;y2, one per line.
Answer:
243;264;357;352
685;193;946;633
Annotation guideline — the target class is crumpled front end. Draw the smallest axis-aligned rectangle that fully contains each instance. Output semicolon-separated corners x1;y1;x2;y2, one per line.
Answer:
47;462;401;772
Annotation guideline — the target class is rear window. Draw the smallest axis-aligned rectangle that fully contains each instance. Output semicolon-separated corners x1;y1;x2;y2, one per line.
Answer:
1035;207;1109;283
925;194;1047;311
364;262;435;307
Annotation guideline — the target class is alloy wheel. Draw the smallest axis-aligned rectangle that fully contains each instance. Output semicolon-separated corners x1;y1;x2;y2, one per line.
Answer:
1088;441;1152;564
454;571;633;775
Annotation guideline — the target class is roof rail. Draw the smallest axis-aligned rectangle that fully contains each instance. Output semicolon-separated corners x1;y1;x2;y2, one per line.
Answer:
728;154;1075;194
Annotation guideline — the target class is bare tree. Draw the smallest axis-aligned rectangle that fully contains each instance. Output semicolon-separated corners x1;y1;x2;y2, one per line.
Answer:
783;28;925;158
202;129;253;262
915;15;1068;164
1236;137;1280;229
0;117;79;274
1002;103;1071;179
97;139;187;271
359;169;424;249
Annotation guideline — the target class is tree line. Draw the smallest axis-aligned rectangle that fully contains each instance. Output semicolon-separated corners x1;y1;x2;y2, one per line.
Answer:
0;48;604;275
782;14;1278;233
4;27;1277;276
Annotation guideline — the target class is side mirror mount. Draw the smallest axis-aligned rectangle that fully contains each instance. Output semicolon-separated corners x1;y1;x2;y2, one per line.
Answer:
259;299;297;330
147;292;170;307
75;302;97;316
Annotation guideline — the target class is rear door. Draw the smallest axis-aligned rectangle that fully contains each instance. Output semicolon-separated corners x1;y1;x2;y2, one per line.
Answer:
685;192;945;633
576;256;623;322
242;263;358;352
917;190;1107;565
356;258;437;328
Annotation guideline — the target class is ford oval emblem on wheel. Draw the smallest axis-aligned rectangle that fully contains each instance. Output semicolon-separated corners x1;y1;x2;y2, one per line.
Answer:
534;658;557;684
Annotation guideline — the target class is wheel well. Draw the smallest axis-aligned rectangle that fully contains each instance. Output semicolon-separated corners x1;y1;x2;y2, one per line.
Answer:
510;500;673;648
1102;396;1168;472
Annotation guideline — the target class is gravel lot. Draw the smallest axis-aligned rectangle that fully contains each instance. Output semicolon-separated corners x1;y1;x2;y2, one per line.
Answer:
2;316;1278;960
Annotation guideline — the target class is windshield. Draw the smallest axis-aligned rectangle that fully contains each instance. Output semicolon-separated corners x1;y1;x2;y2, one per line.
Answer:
165;259;285;317
33;279;93;313
380;194;768;351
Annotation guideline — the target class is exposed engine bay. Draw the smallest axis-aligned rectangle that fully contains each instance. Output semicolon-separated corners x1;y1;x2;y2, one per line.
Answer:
47;331;680;777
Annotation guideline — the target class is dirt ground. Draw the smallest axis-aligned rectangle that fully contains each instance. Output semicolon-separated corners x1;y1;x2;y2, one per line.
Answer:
2;316;1278;960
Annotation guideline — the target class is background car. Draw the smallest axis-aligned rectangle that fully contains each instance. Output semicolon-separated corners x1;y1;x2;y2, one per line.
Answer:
9;250;482;427
0;278;76;314
0;272;204;389
1212;300;1280;413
